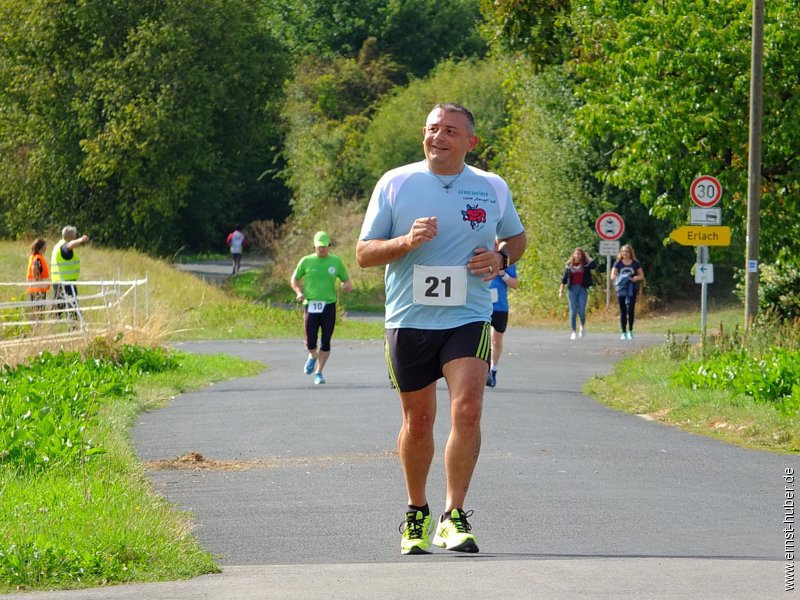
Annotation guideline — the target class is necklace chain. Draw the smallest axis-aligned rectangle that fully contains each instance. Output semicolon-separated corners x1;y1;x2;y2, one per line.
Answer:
431;166;465;193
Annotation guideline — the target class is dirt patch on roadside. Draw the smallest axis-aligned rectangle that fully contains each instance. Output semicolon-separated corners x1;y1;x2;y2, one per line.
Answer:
143;450;396;471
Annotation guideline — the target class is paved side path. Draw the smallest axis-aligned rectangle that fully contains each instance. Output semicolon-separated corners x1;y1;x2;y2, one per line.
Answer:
5;329;796;599
172;257;269;285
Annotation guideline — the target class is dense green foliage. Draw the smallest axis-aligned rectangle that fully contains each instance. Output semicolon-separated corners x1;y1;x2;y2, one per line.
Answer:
2;0;800;314
0;345;177;473
359;59;507;192
264;0;486;77
0;0;289;254
480;0;571;69
281;56;506;228
280;40;403;227
0;349;251;591
754;262;800;323
571;0;800;270
480;0;800;308
673;346;800;414
494;65;601;310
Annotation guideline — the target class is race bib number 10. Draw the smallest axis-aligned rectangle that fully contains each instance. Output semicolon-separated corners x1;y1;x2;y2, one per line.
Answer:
307;300;326;313
412;265;468;306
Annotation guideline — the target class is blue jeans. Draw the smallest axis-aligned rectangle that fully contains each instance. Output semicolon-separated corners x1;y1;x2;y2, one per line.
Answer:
568;285;588;331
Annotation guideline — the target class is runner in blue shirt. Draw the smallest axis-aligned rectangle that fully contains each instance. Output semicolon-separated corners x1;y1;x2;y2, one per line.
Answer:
357;103;527;555
486;243;518;388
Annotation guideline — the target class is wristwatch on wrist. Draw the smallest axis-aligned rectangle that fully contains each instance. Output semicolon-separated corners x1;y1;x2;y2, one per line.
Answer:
497;248;509;270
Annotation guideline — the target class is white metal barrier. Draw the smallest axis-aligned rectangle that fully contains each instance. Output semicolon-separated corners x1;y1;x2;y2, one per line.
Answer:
0;277;149;346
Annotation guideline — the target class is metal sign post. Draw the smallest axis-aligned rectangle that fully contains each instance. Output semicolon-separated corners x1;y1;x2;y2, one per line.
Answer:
672;176;727;338
596;214;624;310
598;240;620;309
697;245;709;336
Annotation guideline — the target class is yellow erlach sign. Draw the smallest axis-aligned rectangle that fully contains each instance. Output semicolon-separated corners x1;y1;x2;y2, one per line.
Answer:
669;226;731;246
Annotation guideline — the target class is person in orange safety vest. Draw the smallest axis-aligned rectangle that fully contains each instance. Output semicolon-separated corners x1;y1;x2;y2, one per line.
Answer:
26;238;50;318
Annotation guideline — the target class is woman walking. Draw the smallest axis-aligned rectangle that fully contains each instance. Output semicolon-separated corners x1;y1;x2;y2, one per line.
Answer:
559;248;597;340
611;244;645;339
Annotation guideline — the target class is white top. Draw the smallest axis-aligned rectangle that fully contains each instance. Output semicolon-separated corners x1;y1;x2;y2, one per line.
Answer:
228;230;245;254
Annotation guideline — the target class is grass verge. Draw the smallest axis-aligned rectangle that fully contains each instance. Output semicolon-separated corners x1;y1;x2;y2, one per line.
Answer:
0;351;263;593
584;344;800;454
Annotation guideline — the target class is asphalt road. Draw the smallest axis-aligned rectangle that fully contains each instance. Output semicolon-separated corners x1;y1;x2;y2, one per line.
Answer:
5;328;796;599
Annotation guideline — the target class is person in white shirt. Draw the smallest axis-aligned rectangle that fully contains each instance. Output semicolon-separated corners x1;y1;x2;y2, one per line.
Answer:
226;225;246;274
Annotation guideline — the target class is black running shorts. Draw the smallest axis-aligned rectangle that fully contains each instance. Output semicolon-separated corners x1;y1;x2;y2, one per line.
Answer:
384;321;491;393
490;310;509;334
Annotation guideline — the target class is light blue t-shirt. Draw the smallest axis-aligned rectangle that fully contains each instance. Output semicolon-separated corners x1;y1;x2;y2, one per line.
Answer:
359;161;525;329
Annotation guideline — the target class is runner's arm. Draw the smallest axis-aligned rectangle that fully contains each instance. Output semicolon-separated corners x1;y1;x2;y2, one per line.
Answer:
497;231;527;268
356;217;438;268
289;272;304;302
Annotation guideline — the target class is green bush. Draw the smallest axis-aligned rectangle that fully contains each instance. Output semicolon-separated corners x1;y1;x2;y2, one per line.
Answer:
672;346;800;414
757;262;800;322
0;347;180;473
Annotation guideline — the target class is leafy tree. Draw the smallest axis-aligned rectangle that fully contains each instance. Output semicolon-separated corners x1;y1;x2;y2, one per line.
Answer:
479;0;572;70
0;0;289;254
281;55;507;246
571;0;800;267
358;58;507;193
481;0;799;305
491;65;607;312
376;0;487;76
280;39;404;227
264;0;486;77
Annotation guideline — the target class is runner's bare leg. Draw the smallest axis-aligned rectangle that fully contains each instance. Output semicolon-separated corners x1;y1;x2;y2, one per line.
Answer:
442;357;486;511
398;383;437;507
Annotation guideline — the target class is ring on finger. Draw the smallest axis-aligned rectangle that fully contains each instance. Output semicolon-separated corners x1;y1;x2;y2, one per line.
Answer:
488;265;493;274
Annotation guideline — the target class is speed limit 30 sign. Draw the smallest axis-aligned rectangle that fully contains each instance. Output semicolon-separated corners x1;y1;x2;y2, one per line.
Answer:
690;175;722;208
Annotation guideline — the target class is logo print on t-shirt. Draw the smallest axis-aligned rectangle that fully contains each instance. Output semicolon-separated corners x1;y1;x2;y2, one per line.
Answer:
461;204;486;230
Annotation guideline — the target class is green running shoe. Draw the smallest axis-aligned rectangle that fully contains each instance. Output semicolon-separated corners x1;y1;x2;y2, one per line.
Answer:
432;508;479;553
399;509;432;555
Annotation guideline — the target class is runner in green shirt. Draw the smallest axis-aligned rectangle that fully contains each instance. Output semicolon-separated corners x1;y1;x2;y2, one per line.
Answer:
290;231;352;384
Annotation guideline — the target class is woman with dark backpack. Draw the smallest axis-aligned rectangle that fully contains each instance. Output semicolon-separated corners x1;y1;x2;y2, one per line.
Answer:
611;244;645;340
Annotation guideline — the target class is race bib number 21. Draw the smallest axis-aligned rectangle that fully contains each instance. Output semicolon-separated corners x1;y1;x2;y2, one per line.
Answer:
412;265;468;306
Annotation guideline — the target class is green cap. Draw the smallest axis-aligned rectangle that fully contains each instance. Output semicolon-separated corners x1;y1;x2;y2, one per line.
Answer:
313;231;330;247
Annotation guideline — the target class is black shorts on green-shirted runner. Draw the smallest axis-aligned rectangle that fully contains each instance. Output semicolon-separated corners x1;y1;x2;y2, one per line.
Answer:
399;509;432;555
432;508;479;553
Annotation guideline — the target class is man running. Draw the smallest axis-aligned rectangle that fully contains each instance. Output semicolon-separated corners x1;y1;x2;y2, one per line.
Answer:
356;103;526;554
290;231;352;385
487;241;519;388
